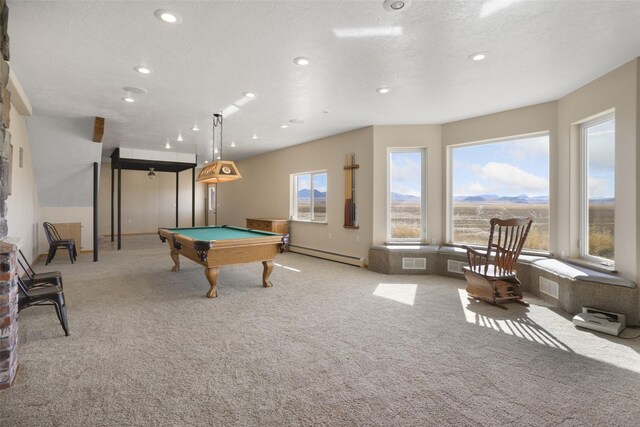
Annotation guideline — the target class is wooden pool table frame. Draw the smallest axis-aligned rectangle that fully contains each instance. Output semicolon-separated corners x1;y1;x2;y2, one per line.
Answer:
158;226;287;298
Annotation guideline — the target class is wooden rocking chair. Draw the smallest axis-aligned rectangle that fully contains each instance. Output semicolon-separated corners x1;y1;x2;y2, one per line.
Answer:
463;217;533;309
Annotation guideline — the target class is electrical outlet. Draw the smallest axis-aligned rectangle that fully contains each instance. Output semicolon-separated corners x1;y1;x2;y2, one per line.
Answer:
328;233;332;239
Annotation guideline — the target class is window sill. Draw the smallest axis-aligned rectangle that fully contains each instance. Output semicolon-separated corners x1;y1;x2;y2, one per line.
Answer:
564;258;616;274
289;220;328;225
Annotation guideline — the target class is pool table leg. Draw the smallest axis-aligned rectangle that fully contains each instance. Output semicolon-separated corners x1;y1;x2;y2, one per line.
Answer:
262;260;274;288
170;249;181;272
204;267;219;298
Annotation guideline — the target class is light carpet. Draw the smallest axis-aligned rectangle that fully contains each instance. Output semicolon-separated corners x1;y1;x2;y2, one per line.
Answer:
2;235;640;426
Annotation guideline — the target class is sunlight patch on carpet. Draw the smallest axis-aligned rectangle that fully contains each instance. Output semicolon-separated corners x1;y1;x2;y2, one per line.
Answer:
374;283;417;305
457;289;572;351
274;262;301;272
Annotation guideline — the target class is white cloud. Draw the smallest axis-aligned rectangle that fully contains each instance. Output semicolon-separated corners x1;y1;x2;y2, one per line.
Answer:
478;162;548;195
588;140;615;171
507;136;549;161
456;182;487;195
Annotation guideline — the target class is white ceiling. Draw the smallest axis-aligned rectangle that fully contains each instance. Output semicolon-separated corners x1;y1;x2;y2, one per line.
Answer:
8;1;640;164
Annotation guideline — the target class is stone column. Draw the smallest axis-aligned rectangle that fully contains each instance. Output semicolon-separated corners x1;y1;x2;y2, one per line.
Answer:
0;0;10;239
0;0;17;389
0;239;18;389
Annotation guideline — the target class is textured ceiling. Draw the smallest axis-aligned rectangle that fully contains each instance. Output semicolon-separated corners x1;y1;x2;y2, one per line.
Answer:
8;1;640;164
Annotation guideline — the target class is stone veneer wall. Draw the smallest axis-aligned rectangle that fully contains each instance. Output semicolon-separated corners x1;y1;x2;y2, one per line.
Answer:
0;0;17;389
0;240;18;388
0;0;10;237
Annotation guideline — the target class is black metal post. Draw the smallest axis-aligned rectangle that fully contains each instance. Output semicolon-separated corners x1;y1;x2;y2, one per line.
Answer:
111;167;114;242
93;162;99;261
191;167;196;226
175;172;179;227
117;165;122;250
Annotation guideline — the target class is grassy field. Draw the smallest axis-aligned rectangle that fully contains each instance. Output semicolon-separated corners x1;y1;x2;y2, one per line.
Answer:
452;203;549;251
301;198;613;258
587;204;615;260
296;199;327;222
392;200;614;257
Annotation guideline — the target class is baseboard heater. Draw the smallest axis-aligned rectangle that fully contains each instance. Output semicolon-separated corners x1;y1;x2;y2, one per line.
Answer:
288;245;365;267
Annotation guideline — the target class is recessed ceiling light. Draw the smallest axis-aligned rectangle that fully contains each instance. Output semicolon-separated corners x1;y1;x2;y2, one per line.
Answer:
230;141;236;148
293;57;310;66
469;52;487;61
154;9;182;24
376;87;391;94
204;160;209;164
122;96;135;103
383;0;411;12
252;134;258;140
192;124;199;131
165;142;171;149
243;92;256;98
280;124;289;129
289;119;304;124
133;66;151;74
177;134;183;142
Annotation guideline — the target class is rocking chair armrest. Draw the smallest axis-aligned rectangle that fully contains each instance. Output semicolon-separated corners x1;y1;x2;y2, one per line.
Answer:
462;245;488;268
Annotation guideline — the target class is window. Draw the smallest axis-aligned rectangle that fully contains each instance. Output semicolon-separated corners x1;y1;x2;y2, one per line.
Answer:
291;171;327;222
449;133;549;251
388;149;426;241
580;114;615;264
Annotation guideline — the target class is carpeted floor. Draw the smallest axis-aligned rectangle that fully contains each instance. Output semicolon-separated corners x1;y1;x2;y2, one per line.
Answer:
2;235;640;426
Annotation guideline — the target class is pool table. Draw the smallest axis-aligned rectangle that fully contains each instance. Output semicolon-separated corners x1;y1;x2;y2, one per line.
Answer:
158;226;288;298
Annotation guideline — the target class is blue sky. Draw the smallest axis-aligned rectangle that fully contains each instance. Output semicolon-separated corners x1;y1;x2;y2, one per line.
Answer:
297;173;327;193
451;135;550;197
390;151;423;197
586;118;615;199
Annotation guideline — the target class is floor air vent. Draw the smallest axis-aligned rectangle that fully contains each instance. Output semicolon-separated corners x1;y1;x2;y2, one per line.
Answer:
539;277;559;298
402;257;426;270
447;260;467;274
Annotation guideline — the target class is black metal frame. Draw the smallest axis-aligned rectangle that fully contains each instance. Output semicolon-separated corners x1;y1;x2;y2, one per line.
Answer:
110;148;197;249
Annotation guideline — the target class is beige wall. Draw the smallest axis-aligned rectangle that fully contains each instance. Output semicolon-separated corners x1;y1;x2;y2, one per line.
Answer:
372;125;442;245
97;163;206;236
218;127;374;262
557;59;637;281
6;85;39;261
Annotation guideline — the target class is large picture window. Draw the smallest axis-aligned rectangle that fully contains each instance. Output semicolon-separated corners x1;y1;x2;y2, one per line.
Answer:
450;134;550;251
388;149;426;241
580;114;615;264
291;171;327;222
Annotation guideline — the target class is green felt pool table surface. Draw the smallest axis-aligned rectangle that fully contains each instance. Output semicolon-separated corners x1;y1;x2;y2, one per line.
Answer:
163;226;280;241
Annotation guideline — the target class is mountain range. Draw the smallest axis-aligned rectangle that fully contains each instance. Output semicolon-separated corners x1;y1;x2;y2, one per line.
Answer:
453;194;548;204
297;189;327;198
301;190;612;204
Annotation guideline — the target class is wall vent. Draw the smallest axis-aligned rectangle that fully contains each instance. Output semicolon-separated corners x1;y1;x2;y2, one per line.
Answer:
402;257;426;270
447;260;467;274
539;277;559;298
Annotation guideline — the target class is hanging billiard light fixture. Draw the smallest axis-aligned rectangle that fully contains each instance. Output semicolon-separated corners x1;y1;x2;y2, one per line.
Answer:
196;113;242;183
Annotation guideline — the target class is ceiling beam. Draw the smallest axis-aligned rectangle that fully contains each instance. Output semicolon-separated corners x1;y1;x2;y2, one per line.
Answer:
92;116;104;143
